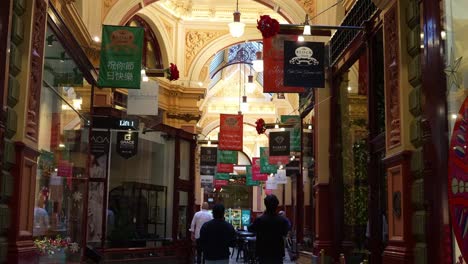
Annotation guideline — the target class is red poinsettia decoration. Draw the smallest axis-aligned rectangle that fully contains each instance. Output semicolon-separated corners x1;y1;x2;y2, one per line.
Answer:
255;118;266;135
165;63;179;81
257;15;280;38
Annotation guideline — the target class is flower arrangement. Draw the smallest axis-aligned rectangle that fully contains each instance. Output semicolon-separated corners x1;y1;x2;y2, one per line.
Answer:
165;63;179;81
257;15;280;38
34;236;80;255
255;118;266;135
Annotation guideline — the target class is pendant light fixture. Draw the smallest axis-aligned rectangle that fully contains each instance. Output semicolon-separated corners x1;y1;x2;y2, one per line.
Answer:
228;0;245;38
252;51;263;72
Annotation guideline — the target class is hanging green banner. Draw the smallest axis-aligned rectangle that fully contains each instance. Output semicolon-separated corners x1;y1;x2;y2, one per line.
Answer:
246;166;259;186
217;150;238;164
281;115;301;152
97;25;144;89
260;147;278;174
215;173;230;180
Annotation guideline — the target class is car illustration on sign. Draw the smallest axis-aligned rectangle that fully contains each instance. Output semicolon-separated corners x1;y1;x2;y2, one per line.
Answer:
289;46;319;65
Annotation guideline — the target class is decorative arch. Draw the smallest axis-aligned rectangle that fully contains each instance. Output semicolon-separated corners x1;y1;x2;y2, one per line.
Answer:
103;0;306;26
126;15;164;69
187;31;262;87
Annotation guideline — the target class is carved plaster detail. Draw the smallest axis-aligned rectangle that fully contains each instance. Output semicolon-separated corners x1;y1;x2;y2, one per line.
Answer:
102;0;118;21
384;3;401;149
167;112;201;122
160;17;174;41
27;0;48;142
185;30;223;75
295;0;316;17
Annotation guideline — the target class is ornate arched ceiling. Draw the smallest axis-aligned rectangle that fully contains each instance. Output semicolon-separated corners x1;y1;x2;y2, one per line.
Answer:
78;0;316;143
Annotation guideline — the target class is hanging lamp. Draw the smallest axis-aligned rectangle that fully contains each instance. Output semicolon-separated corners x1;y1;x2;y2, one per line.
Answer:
228;0;245;38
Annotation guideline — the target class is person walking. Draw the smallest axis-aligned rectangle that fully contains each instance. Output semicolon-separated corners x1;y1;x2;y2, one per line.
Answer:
190;202;213;264
249;194;289;264
199;204;236;264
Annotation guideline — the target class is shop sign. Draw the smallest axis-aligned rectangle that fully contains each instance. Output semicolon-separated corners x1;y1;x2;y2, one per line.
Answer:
57;160;73;178
246;166;259;186
97;25;144;89
259;147;277;174
274;169;287;184
93;117;139;130
252;157;268;181
217;150;238;164
201;175;214;190
200;165;216;175
265;176;278;190
217;163;234;173
215;173;230;180
116;132;138;159
214;179;228;187
241;209;251;226
269;131;290;156
263;34;304;93
281;115;301;152
127;80;159;115
218;114;243;151
286;160;300;176
283;41;325;88
90;131;110;158
201;147;218;166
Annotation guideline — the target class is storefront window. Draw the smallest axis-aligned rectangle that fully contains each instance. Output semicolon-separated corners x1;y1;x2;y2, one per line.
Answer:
443;0;468;260
35;26;91;261
106;132;174;248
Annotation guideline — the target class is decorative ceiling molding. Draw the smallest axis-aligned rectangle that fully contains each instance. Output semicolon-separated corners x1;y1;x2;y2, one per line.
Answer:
103;0;119;21
295;0;316;17
185;30;225;75
166;112;202;122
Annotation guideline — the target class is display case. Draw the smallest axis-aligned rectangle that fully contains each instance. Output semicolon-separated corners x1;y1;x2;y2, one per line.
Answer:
108;182;167;247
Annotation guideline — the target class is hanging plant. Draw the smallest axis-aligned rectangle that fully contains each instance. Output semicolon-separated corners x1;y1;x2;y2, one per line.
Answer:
165;63;179;81
257;15;280;38
255;118;266;135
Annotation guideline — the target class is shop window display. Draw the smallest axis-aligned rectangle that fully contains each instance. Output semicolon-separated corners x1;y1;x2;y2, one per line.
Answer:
34;26;91;261
106;132;173;248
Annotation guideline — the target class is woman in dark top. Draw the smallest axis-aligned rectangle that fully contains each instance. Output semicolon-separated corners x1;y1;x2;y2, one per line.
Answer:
199;204;236;264
249;194;289;264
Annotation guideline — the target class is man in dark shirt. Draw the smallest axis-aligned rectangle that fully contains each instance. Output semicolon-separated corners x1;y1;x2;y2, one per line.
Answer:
249;194;289;264
199;204;236;264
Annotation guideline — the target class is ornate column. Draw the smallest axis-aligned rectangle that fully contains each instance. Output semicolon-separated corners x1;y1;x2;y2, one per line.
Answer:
381;0;414;263
7;0;48;262
0;0;13;262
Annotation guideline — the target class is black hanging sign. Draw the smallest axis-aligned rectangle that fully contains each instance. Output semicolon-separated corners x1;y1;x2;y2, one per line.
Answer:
116;132;138;159
284;41;325;88
269;131;290;156
201;147;218;166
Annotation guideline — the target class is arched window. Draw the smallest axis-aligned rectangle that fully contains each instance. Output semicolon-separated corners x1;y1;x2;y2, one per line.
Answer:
126;15;163;69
